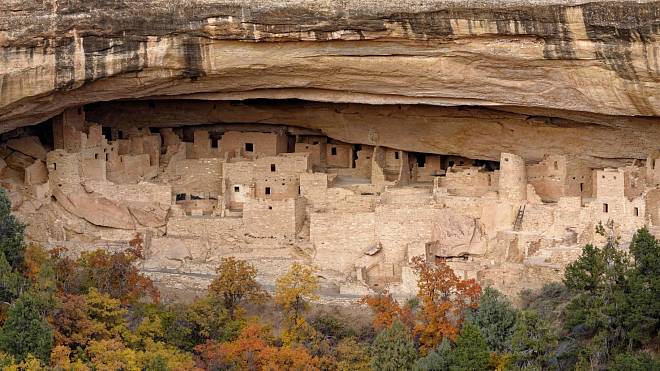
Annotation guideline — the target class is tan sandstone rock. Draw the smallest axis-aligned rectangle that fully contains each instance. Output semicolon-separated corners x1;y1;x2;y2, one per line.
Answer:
61;191;136;230
6;136;47;161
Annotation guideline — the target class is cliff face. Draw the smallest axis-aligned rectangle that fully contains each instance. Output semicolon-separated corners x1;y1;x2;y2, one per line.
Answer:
1;0;659;158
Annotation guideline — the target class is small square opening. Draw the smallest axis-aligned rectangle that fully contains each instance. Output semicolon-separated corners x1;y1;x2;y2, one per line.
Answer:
271;164;276;172
234;186;240;192
268;206;273;210
245;143;254;152
603;203;609;213
265;187;271;195
331;147;337;156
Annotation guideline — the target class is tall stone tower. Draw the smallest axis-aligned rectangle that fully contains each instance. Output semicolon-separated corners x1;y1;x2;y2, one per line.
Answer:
499;152;527;202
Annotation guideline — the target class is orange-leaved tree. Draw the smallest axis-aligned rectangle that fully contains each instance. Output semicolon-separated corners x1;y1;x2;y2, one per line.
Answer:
195;322;319;370
359;293;413;331
208;257;268;320
411;256;481;354
195;323;269;370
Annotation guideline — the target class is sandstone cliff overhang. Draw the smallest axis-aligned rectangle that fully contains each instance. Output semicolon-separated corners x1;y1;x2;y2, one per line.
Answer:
0;0;658;162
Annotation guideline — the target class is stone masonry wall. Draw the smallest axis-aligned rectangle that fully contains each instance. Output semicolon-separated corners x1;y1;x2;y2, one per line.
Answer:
168;158;223;195
310;211;376;273
219;131;287;157
243;197;304;238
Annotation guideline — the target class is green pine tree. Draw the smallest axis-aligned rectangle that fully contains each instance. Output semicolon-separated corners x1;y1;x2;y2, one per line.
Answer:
447;322;490;371
510;310;557;370
371;320;418;371
472;287;518;353
625;227;660;346
0;189;26;302
413;340;451;371
0;292;54;362
608;351;660;371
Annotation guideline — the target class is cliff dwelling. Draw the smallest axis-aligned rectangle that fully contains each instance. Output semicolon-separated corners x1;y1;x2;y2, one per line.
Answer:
1;0;659;300
0;98;656;299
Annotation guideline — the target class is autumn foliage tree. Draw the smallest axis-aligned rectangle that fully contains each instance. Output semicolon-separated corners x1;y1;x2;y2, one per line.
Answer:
411;256;481;354
195;322;319;370
208;257;268;319
274;263;319;345
359;293;413;331
52;234;159;304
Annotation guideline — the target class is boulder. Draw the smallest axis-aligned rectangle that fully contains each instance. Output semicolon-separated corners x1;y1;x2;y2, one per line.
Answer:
128;203;169;227
5;151;34;171
6;136;47;160
430;212;488;257
61;191;136;230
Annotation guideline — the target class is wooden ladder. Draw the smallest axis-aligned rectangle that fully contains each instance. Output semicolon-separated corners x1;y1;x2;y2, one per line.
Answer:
513;204;526;231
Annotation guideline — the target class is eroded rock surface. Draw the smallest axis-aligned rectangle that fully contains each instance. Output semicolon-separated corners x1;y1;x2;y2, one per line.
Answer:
1;1;659;130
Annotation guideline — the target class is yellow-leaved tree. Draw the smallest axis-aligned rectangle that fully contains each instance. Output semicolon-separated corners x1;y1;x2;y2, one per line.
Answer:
274;263;319;345
208;257;268;320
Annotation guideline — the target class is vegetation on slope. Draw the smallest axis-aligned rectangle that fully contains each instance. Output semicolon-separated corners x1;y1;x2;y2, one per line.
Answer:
0;188;657;370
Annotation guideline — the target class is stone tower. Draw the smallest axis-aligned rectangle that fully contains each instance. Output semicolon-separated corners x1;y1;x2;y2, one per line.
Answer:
498;152;527;202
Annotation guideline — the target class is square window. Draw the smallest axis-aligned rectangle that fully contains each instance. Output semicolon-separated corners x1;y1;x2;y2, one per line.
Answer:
234;186;240;192
331;147;337;156
271;164;276;172
268;206;273;210
245;143;254;152
265;187;271;195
